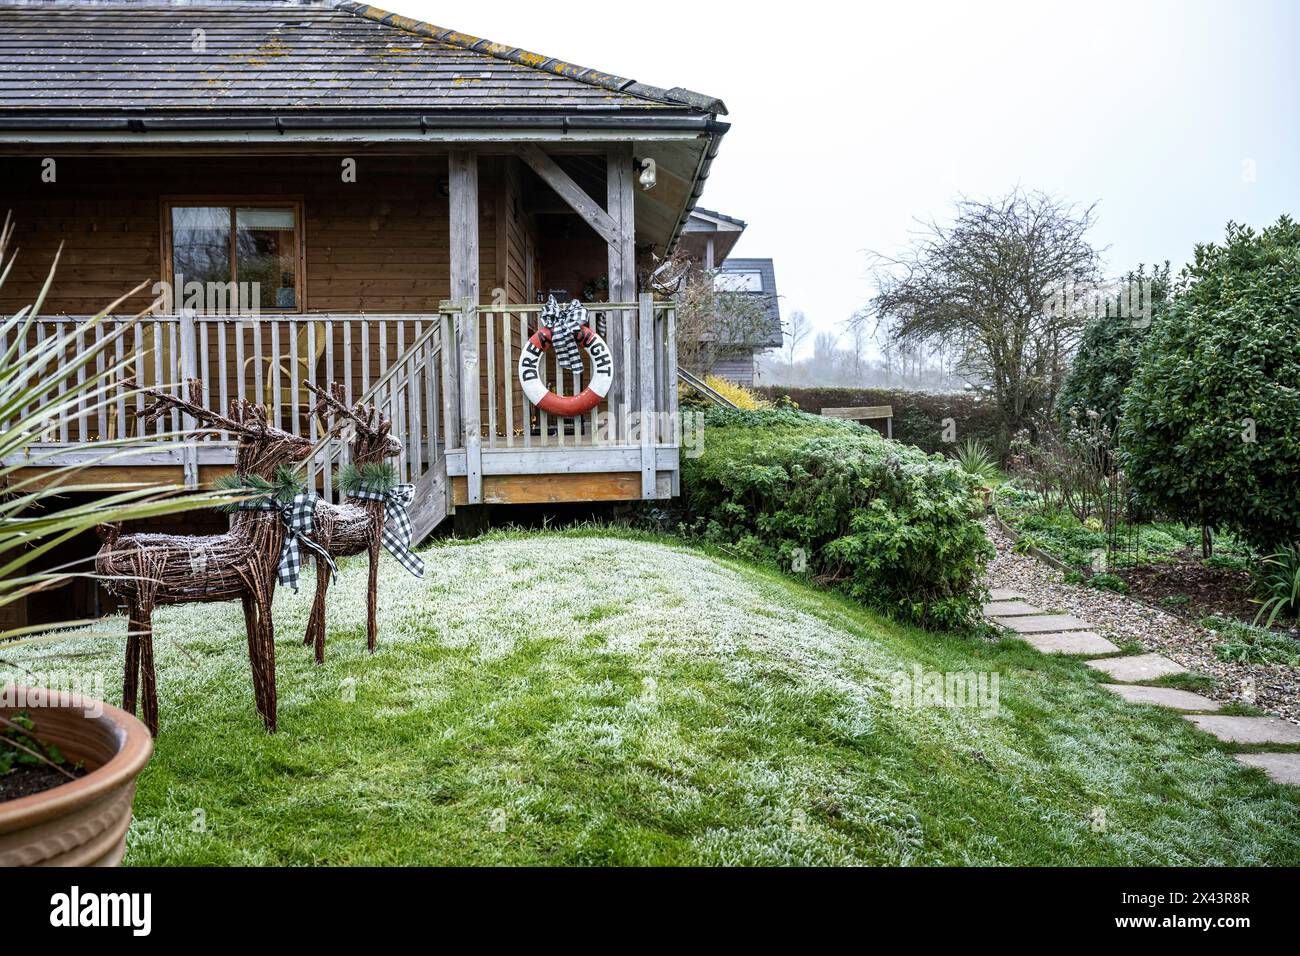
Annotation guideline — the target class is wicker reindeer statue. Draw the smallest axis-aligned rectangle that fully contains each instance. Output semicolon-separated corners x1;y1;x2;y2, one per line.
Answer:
95;381;313;734
300;381;422;664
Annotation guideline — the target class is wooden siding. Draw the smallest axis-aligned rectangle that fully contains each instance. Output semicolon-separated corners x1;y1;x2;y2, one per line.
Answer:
0;154;499;316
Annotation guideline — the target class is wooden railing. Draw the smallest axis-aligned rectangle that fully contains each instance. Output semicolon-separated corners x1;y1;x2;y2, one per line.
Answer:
302;320;444;507
441;295;678;505
4;299;679;515
442;297;678;450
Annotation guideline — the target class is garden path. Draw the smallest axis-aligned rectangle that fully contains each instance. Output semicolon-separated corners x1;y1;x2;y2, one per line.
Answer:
983;587;1300;787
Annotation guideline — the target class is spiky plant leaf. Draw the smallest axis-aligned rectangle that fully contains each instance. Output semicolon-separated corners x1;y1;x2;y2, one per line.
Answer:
0;215;226;642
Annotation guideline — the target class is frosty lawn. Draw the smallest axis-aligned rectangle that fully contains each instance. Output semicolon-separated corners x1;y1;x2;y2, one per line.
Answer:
12;531;1300;865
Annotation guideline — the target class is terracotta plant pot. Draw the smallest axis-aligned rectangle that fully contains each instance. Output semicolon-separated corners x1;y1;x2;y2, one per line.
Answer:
0;690;153;866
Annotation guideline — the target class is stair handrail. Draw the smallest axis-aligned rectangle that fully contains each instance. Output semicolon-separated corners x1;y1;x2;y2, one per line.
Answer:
305;320;442;466
676;367;737;408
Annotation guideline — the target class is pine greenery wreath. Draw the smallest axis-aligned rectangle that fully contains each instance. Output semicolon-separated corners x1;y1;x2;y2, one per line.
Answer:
213;465;305;511
339;461;398;496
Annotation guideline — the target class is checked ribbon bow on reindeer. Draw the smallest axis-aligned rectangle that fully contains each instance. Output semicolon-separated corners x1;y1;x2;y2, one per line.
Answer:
351;482;425;578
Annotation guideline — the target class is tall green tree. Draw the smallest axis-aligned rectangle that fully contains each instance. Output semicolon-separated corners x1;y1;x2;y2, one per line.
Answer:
1056;262;1171;438
1117;217;1300;552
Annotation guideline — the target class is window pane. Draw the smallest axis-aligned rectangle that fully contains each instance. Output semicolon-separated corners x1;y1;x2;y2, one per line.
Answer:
714;271;763;293
236;207;297;310
170;206;231;288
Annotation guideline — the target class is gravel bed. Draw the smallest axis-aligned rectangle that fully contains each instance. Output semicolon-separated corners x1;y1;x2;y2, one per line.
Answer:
983;519;1300;725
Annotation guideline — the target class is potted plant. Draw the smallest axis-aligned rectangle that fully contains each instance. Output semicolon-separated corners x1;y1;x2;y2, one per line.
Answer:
0;695;152;866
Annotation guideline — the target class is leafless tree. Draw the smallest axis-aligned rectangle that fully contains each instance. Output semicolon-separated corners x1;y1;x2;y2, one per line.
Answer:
785;309;810;372
667;254;774;376
857;189;1102;435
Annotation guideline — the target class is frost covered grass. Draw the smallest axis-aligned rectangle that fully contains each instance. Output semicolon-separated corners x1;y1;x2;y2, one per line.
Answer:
8;529;1300;865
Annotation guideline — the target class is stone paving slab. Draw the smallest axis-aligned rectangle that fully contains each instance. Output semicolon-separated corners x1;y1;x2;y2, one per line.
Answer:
1102;684;1220;711
1022;632;1119;655
1184;715;1300;745
988;587;1023;601
1087;653;1187;682
995;613;1092;633
982;600;1042;617
1234;753;1300;785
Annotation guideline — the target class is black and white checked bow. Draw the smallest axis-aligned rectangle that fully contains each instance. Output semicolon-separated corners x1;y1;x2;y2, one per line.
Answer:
242;492;335;593
277;492;337;592
353;483;425;578
539;295;587;373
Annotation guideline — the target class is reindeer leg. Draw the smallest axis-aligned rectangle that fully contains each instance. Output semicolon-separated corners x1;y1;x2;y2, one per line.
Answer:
242;590;273;731
123;601;142;716
309;556;329;665
258;589;278;733
137;602;159;737
367;535;381;654
245;580;278;733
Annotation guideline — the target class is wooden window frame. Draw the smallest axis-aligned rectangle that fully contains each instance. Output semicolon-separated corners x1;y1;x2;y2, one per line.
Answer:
160;196;307;313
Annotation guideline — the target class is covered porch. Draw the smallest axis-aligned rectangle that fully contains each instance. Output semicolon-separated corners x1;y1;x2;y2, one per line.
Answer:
0;142;695;539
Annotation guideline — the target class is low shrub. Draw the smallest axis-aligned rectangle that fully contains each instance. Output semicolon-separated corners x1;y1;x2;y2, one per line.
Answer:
702;375;773;410
679;407;993;631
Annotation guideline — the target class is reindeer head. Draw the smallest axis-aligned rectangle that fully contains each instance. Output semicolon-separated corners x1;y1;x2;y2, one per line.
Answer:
140;380;313;480
308;382;402;468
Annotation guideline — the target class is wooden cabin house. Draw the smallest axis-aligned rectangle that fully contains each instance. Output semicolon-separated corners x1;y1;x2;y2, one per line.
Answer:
0;0;729;558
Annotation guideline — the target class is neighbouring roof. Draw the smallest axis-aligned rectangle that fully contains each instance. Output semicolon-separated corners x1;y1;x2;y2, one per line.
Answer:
681;207;747;265
717;257;782;348
689;207;747;229
0;0;728;116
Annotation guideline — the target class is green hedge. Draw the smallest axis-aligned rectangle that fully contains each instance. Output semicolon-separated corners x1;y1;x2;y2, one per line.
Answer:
753;386;1005;457
680;407;992;631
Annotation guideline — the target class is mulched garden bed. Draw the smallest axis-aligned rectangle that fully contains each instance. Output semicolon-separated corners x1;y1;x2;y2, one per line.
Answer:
1117;555;1261;625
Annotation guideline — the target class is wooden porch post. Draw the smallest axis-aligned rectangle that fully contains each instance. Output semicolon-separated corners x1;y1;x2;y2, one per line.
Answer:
449;149;480;307
448;149;482;503
606;143;636;441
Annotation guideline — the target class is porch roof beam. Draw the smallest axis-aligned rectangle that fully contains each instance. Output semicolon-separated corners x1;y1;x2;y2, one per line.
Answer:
517;144;619;247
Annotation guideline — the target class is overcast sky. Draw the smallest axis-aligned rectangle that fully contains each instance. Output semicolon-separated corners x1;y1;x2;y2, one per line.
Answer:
395;0;1300;355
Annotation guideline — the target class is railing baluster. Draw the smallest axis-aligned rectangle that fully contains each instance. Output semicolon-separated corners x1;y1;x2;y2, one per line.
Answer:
94;321;107;441
234;319;246;416
76;323;90;443
434;338;444;463
217;318;229;439
503;311;514;448
132;322;144;438
289;318;300;434
251;319;263;415
342;318;353;405
113;321;125;441
360;319;370;396
486;312;497;449
270;319;282;427
199;319;211;420
520;312;530;449
53;321;69;442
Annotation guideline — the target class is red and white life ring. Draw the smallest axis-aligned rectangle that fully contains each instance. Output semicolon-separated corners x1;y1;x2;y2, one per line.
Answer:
518;323;614;416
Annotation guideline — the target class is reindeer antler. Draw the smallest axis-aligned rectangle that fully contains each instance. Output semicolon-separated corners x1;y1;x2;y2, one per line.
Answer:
307;381;385;439
137;378;243;437
139;379;308;446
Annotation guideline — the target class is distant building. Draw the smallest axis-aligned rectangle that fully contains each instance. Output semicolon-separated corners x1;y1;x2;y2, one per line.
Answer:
678;209;782;386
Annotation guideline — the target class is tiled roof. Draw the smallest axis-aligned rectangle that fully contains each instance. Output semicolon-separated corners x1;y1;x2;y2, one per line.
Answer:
0;0;727;115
